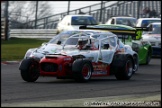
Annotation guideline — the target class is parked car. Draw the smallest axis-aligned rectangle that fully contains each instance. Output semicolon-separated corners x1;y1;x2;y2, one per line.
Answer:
80;24;152;65
136;18;161;27
56;14;98;34
105;16;137;27
19;29;138;82
142;22;161;57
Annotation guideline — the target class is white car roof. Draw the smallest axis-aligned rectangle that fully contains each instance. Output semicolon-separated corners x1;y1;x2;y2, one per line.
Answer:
112;16;136;19
64;14;93;17
137;18;161;20
150;22;161;25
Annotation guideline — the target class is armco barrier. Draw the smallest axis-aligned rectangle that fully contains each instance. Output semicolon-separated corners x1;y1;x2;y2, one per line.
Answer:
1;18;6;39
10;29;57;39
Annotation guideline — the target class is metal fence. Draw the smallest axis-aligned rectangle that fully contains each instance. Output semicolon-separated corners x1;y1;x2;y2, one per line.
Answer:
6;1;162;29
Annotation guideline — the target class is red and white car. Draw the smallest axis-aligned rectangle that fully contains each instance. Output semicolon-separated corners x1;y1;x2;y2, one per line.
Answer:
19;29;139;82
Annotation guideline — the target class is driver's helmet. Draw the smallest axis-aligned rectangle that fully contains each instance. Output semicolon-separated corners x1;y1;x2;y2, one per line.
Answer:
78;38;88;49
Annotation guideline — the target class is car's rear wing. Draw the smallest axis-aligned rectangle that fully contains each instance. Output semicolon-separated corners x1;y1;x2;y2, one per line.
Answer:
79;25;149;40
134;27;149;31
134;27;149;40
80;25;136;36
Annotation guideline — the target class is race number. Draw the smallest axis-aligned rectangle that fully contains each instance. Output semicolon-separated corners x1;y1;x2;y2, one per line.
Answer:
136;30;142;40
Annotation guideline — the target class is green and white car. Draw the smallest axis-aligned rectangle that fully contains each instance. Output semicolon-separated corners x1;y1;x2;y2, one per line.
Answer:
80;24;152;65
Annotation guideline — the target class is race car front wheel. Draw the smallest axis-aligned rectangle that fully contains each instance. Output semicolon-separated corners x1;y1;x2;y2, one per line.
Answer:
20;58;40;82
115;57;133;80
72;59;92;82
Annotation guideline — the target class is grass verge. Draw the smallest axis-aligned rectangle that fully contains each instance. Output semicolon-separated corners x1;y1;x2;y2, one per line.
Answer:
1;38;49;61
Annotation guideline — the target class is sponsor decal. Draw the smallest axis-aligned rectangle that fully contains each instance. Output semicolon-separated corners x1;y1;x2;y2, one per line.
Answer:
93;64;107;71
92;71;107;75
116;48;125;54
64;58;71;61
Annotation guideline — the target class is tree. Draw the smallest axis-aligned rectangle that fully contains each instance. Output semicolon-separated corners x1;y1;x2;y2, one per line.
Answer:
4;1;54;28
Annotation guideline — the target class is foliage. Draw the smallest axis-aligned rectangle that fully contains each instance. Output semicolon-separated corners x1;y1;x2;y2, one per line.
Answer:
1;1;54;28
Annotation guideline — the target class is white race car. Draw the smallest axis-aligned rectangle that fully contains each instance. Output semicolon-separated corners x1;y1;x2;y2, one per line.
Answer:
136;18;161;27
142;22;161;56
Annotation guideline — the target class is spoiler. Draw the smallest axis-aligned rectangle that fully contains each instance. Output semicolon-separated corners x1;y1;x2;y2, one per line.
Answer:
79;25;149;40
80;25;136;36
134;27;149;31
134;27;149;39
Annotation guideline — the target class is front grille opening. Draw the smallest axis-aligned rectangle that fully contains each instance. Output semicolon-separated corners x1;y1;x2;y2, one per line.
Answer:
41;63;58;72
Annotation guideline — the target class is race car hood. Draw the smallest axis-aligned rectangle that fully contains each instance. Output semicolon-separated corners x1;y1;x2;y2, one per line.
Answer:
61;48;90;56
35;44;90;56
36;43;63;54
142;34;161;41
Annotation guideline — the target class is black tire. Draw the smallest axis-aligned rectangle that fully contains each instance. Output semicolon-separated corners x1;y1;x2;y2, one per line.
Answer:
20;59;40;82
72;59;92;82
133;55;139;74
115;57;133;80
145;49;151;65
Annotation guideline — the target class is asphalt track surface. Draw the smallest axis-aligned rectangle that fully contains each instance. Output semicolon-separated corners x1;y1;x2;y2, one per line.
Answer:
1;58;161;107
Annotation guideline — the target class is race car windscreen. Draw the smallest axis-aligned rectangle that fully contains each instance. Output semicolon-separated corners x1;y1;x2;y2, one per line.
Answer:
48;31;84;45
71;16;98;25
